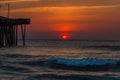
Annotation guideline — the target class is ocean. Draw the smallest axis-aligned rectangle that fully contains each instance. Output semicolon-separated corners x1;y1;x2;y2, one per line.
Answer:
0;40;120;80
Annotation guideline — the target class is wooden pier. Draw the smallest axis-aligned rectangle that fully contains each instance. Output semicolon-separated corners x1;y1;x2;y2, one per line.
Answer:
0;16;30;47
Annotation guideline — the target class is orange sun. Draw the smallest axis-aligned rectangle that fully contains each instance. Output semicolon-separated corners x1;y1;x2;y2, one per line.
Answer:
60;34;70;40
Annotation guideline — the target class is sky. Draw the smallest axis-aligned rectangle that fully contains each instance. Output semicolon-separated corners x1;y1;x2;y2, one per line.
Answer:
0;0;120;40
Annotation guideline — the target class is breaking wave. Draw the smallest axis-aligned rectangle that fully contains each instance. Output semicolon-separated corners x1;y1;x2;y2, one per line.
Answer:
20;57;120;71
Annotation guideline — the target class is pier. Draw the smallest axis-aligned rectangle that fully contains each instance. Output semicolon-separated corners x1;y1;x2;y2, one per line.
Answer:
0;16;30;47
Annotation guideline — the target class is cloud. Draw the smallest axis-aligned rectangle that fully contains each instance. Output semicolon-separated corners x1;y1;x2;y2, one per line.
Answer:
0;0;119;12
0;0;120;7
37;0;120;6
10;5;119;13
0;0;39;4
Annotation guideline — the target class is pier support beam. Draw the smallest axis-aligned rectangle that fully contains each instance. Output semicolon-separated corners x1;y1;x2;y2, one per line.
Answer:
15;25;18;46
21;24;26;46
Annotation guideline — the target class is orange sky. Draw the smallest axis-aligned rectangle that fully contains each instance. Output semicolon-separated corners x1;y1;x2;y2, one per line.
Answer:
0;0;120;40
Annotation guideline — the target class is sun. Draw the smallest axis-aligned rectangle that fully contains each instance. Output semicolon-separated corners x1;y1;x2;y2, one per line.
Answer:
60;34;70;40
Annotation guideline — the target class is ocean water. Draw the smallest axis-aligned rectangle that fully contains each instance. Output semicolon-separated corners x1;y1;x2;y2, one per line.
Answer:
0;40;120;80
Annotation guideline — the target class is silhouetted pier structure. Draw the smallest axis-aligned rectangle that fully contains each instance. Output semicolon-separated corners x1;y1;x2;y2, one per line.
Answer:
0;16;30;47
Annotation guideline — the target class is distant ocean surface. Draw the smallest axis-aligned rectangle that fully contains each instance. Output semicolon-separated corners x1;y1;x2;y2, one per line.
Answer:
0;40;120;80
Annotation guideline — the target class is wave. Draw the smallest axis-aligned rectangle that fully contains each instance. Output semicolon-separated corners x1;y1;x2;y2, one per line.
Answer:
0;65;32;73
88;45;120;51
47;58;119;66
24;74;120;80
0;54;33;58
20;57;120;71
